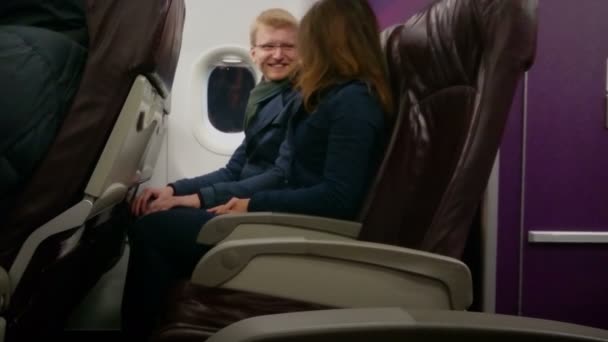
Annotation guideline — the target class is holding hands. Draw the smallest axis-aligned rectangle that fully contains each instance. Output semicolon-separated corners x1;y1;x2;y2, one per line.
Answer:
131;186;201;216
131;186;249;217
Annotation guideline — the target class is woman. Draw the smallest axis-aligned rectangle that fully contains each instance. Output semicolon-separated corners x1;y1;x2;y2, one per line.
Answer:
211;0;393;220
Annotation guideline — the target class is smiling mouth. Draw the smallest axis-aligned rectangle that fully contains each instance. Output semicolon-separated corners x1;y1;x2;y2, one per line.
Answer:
267;63;290;69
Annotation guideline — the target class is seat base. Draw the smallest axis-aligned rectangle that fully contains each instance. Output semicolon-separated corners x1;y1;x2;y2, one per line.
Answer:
4;204;130;342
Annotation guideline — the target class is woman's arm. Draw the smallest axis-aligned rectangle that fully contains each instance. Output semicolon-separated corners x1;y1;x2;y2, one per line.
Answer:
170;140;248;196
248;86;385;220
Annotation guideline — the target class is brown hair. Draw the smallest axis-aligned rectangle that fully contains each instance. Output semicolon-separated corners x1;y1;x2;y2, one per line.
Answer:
296;0;393;114
250;8;299;46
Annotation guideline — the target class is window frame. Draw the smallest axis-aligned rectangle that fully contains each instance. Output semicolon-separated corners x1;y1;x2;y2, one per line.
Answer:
190;46;260;156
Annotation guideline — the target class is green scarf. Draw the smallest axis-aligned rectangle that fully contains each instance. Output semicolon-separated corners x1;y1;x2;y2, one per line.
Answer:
243;78;291;129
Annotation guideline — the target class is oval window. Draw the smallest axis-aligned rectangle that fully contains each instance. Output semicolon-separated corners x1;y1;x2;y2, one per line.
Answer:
207;65;256;133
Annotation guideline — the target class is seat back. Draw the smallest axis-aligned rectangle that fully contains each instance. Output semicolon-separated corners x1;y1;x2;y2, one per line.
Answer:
0;0;184;268
0;0;185;340
358;0;538;259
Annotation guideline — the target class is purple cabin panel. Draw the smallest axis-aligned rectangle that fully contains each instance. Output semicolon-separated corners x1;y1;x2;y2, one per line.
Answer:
521;0;608;329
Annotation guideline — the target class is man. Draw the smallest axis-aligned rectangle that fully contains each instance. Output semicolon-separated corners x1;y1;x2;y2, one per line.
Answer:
122;8;300;340
131;8;299;216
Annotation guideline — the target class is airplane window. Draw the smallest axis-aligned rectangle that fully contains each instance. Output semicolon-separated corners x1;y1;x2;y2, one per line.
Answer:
207;65;255;133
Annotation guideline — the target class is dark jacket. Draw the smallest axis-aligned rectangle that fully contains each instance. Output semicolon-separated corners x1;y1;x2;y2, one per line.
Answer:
0;25;86;205
0;0;88;47
170;88;299;208
249;81;387;220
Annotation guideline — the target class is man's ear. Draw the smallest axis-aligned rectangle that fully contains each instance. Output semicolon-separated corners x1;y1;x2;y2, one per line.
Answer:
250;47;256;61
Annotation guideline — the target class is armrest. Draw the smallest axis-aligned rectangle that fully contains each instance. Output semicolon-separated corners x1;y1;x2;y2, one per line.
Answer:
0;266;9;313
192;238;472;310
198;213;362;244
208;308;608;342
208;308;412;342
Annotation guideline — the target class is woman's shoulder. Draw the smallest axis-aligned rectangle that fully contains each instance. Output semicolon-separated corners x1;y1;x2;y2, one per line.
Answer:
327;79;370;98
310;82;385;133
323;80;385;119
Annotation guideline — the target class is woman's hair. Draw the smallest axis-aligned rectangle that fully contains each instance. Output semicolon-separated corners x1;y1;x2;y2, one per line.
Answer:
296;0;393;114
250;8;299;46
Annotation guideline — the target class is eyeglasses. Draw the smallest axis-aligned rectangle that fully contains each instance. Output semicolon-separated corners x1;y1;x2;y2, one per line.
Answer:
254;43;296;52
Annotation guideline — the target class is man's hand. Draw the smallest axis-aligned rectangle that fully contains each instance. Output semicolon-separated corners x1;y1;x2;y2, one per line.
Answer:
144;194;201;215
131;186;174;216
207;197;250;215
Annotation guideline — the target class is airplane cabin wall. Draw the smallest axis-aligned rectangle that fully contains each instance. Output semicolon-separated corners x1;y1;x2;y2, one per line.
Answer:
497;0;608;329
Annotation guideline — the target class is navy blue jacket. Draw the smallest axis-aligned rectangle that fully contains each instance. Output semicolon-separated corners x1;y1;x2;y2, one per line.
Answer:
249;81;387;220
171;87;299;208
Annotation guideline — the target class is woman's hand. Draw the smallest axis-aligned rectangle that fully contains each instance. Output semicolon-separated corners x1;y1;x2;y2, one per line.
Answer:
207;197;250;215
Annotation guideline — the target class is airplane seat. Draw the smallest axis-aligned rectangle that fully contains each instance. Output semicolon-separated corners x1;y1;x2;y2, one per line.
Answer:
361;0;538;259
0;0;185;341
151;0;538;341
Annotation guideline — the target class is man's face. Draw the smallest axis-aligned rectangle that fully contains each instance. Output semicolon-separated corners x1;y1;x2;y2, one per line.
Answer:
251;24;298;81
